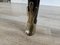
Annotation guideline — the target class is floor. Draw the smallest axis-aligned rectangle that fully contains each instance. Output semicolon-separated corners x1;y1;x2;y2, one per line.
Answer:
0;3;60;45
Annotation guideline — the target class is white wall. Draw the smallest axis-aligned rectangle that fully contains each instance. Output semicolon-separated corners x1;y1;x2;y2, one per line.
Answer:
11;0;27;3
11;0;60;6
40;0;60;6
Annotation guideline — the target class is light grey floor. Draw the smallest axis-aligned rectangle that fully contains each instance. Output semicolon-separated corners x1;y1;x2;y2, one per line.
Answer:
0;3;60;45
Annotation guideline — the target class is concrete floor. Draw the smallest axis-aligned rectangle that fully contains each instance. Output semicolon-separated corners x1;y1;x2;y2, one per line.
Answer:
0;3;60;45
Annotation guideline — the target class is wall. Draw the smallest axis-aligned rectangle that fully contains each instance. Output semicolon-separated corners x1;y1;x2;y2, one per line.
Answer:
11;0;27;3
11;0;60;6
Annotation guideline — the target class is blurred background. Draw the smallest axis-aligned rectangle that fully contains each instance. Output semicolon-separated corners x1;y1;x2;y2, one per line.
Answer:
1;0;60;6
11;0;60;6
